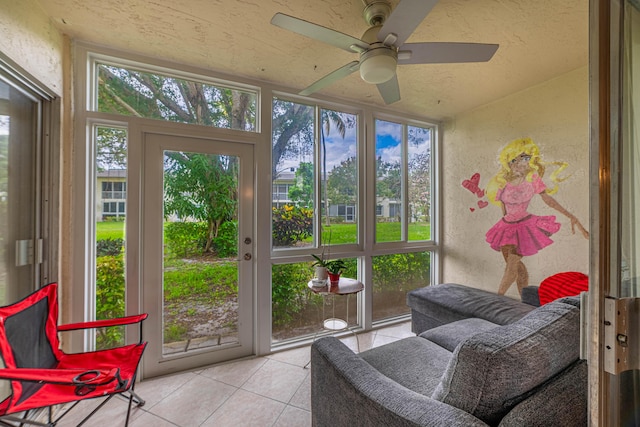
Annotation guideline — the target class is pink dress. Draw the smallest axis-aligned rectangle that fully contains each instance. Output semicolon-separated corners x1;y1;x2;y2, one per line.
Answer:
485;175;561;256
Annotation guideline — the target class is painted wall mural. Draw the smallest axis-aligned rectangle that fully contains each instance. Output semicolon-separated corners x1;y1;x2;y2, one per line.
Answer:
461;138;589;295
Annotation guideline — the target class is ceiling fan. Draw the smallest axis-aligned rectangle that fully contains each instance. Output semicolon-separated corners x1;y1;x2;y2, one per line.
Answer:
270;0;499;104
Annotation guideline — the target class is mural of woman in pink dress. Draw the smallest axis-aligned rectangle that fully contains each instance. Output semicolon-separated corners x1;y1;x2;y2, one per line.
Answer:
485;138;589;295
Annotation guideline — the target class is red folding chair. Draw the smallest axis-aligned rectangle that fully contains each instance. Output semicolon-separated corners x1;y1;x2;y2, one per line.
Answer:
0;283;147;426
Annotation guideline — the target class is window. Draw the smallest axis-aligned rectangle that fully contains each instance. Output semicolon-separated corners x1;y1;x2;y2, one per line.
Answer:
372;119;434;321
95;63;257;131
102;181;126;199
271;100;358;249
375;119;432;242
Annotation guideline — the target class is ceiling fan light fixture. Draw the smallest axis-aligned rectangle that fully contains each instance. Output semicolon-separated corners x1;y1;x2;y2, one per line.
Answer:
359;48;397;84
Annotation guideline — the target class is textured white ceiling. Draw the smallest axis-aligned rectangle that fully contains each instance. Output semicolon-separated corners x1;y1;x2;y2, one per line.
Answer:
36;0;588;121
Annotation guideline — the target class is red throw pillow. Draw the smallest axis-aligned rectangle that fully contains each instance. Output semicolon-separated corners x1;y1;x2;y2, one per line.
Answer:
538;271;589;305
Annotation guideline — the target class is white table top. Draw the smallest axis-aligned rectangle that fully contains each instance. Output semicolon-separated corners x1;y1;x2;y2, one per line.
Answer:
307;277;364;295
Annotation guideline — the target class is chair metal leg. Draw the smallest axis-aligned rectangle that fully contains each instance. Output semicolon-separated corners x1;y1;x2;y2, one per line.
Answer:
75;395;114;427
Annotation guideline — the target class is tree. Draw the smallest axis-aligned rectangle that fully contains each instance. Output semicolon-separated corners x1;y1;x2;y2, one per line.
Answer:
408;152;431;222
98;64;253;254
163;152;238;253
327;157;357;206
288;162;314;207
376;156;401;200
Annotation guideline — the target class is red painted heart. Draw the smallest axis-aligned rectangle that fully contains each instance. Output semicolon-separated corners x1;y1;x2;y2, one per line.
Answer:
462;173;481;194
477;200;489;209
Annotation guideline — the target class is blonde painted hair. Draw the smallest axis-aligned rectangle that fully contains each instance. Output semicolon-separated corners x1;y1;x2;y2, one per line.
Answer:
486;138;568;206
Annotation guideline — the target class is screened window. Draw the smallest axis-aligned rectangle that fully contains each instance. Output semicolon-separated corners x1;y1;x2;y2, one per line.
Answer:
271;100;358;249
375;119;432;243
95;63;257;132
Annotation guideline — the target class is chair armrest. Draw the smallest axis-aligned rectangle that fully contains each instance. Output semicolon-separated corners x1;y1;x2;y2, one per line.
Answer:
311;337;489;427
58;313;148;331
0;367;121;387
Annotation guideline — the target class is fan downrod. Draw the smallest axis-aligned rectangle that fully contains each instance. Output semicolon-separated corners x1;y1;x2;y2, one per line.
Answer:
362;1;391;26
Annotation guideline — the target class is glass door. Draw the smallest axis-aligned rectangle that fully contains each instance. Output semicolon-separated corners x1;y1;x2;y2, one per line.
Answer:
0;76;42;304
142;132;254;378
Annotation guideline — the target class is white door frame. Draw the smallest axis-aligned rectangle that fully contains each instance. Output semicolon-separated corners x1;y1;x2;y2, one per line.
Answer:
140;130;254;378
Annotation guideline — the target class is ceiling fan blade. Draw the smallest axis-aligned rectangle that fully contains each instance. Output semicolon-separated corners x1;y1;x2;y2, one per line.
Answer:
271;13;369;53
377;75;401;105
398;42;499;64
299;61;361;96
378;0;439;47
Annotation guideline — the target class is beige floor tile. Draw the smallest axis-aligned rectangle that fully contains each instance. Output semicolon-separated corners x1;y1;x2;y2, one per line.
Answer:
130;410;179;426
288;372;311;411
201;389;285;427
375;321;414;339
53;394;145;426
149;375;236;426
199;356;267;387
266;345;311;368
274;405;312;427
135;371;198;409
241;358;309;403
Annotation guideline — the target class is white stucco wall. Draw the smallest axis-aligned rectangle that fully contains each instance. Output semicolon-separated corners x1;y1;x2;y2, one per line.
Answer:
441;66;590;299
0;0;63;94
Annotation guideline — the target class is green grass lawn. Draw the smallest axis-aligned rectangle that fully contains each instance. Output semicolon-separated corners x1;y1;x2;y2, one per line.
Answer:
95;220;431;243
96;221;125;240
321;222;430;244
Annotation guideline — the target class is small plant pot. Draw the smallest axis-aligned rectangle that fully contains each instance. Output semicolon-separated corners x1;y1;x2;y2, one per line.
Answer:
328;272;341;288
314;266;329;282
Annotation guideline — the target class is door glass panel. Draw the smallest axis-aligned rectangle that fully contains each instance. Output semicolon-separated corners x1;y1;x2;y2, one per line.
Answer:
0;80;38;304
162;150;239;355
94;126;127;349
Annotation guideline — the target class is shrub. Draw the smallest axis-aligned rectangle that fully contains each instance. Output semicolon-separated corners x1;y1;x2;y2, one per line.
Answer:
272;262;318;325
372;252;430;292
96;238;124;256
164;221;208;257
213;220;237;257
272;205;313;246
95;254;125;349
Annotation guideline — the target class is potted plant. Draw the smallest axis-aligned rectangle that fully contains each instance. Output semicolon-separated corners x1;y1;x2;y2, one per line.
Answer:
311;254;329;283
324;258;346;287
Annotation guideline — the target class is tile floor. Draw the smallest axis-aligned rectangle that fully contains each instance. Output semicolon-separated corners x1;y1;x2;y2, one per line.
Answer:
52;321;414;427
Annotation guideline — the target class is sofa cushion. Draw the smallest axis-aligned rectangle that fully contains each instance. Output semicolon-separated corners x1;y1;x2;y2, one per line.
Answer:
407;283;535;329
431;297;580;426
361;336;452;396
419;318;499;352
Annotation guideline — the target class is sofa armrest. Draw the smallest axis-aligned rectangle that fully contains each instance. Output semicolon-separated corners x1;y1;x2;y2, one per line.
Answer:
311;337;489;427
520;286;540;306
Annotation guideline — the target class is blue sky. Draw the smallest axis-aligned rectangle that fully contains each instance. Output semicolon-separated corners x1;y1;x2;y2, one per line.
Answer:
275;116;429;175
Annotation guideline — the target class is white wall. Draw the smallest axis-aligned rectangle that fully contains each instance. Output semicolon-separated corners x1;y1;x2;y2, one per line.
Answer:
0;0;64;94
441;66;590;298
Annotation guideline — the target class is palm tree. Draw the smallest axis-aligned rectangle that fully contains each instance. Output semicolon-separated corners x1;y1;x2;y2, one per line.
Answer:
320;110;347;226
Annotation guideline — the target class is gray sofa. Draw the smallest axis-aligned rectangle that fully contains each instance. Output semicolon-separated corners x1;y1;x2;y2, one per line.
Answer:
310;284;587;426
